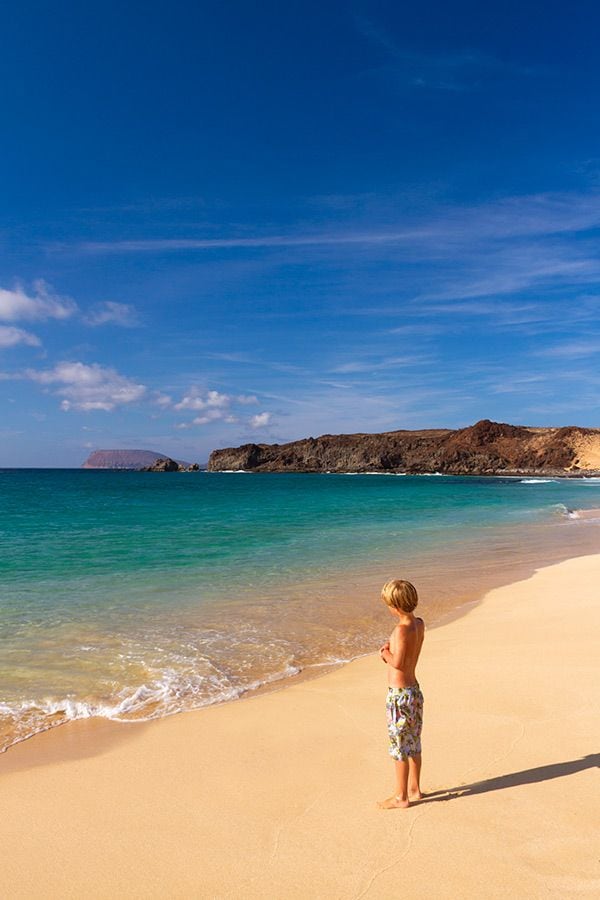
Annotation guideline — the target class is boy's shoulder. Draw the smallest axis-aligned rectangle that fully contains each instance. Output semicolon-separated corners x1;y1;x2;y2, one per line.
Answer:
395;616;425;635
397;615;424;626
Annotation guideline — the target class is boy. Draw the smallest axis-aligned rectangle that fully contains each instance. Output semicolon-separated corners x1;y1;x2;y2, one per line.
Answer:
377;579;425;809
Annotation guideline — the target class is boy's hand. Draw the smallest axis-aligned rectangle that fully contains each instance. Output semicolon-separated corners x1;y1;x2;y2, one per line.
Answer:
379;641;390;662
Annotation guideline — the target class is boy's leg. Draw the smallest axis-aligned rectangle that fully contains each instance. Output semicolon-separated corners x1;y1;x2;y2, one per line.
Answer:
378;755;423;808
394;759;410;804
377;759;410;808
408;753;422;799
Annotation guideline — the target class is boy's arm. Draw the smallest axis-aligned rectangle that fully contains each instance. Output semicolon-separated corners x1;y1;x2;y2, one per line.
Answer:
380;626;409;671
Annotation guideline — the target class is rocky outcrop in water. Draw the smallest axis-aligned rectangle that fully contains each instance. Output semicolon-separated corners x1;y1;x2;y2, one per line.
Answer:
141;457;182;472
207;420;600;476
141;458;201;472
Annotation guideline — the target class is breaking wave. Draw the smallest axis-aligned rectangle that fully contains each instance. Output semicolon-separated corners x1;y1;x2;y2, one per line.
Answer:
0;663;303;754
520;478;558;484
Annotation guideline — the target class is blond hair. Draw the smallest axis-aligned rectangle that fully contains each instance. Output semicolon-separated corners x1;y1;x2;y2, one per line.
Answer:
381;579;419;613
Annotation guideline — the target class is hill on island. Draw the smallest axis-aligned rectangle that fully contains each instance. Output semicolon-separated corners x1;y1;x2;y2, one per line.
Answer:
82;449;193;469
207;420;600;476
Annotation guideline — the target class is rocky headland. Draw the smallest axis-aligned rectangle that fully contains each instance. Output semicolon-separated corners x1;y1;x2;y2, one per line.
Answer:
207;420;600;476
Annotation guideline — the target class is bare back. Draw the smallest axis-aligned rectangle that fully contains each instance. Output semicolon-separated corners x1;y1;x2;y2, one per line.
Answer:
387;615;424;688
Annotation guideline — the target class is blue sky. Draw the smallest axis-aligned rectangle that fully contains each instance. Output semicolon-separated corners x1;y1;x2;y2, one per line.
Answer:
1;1;600;465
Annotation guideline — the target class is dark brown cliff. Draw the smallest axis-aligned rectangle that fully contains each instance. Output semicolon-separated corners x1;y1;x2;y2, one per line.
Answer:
207;420;600;476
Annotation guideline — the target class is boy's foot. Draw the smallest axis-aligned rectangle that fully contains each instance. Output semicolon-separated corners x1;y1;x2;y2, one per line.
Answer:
377;795;410;809
409;789;423;801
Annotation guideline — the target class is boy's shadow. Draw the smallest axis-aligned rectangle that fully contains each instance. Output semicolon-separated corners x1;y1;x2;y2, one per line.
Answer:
417;752;599;803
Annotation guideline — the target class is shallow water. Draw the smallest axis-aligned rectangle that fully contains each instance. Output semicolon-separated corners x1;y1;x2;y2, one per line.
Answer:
1;469;599;751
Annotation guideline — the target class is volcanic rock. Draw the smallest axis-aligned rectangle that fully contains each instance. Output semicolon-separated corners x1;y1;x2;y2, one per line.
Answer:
141;457;182;472
207;420;600;476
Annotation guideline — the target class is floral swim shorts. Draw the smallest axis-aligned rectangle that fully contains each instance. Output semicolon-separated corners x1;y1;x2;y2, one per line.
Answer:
386;685;424;761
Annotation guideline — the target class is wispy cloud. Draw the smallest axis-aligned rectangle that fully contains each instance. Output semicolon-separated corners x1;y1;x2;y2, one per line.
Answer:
387;323;450;336
205;351;308;376
71;230;427;254
415;245;600;305
153;392;173;407
332;354;430;374
192;409;227;426
469;359;600;402
0;325;41;349
206;351;258;364
66;191;600;273
487;373;551;395
536;339;600;358
354;13;542;92
84;301;140;327
0;281;76;322
262;381;476;441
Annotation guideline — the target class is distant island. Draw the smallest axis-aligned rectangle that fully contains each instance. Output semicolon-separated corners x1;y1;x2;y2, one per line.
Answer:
82;449;199;470
207;420;600;476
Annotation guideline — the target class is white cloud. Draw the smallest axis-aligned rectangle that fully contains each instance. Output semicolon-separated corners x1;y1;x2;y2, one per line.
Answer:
26;361;146;411
84;301;139;327
192;409;226;425
173;390;256;428
176;408;228;428
0;325;41;349
154;392;173;407
175;395;206;411
174;389;230;411
206;390;230;408
250;412;272;428
0;281;76;322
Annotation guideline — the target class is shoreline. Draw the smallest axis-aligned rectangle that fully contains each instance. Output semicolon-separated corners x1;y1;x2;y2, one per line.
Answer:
2;552;599;897
3;508;600;757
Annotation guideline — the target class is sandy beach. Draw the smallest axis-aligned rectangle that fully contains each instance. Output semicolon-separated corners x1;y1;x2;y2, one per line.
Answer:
2;552;599;899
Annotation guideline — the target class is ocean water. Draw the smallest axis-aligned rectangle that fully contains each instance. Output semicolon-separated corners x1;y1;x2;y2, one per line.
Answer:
1;469;600;752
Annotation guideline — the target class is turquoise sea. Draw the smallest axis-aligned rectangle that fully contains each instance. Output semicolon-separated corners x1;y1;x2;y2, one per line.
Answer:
1;469;600;752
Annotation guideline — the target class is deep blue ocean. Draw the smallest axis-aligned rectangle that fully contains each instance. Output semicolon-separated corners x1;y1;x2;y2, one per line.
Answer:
1;469;599;751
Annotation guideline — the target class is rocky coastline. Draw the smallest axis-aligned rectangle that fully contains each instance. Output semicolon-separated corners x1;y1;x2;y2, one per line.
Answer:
207;419;600;477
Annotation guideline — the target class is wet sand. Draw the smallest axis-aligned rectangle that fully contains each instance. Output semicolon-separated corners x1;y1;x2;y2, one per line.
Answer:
2;552;599;898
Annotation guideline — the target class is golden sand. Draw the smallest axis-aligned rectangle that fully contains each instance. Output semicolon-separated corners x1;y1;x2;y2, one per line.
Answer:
2;554;599;898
